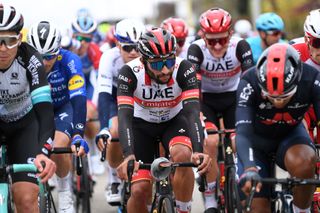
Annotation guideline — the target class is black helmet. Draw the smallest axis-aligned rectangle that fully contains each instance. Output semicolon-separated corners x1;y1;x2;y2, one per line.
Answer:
256;43;302;96
0;4;24;33
138;28;176;59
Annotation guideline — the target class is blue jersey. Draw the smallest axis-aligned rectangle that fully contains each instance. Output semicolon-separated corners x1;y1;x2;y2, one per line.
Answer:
48;48;87;136
246;36;286;64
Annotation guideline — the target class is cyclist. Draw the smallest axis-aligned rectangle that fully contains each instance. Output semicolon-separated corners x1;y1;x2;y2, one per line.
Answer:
0;4;56;212
116;28;211;213
233;19;256;39
291;9;320;144
95;18;145;205
160;17;189;59
246;12;286;65
236;43;319;213
71;15;104;174
187;7;254;212
27;21;89;213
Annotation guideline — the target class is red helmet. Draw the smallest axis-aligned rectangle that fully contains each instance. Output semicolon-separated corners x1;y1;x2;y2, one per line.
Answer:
161;17;188;39
199;8;232;34
256;43;302;96
138;28;176;59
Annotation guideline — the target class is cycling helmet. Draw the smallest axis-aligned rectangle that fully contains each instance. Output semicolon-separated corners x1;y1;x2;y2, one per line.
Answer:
256;43;301;96
256;12;284;31
0;4;24;33
27;21;61;55
234;19;252;35
72;16;97;34
304;9;320;38
199;8;232;34
138;28;176;59
114;19;145;43
160;17;188;39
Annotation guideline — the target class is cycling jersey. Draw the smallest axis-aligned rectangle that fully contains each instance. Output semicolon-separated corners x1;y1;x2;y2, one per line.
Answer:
0;42;54;154
48;48;86;137
117;57;204;157
292;37;320;143
187;36;254;93
96;47;123;128
236;63;320;169
246;36;286;64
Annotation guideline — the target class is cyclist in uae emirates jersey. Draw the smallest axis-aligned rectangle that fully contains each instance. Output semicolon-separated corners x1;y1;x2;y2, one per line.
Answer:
237;43;320;213
116;28;211;213
187;7;254;212
27;21;88;213
0;4;56;212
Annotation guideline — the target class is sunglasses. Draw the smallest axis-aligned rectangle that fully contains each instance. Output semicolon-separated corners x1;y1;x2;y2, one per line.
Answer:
308;36;320;48
121;44;138;53
205;36;229;46
75;35;92;42
262;86;297;100
42;53;58;61
147;57;176;71
176;38;186;47
265;30;282;36
0;34;20;49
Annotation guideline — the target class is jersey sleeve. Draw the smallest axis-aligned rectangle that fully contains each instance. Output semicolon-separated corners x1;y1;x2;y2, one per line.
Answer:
311;70;320;128
235;39;254;73
88;43;102;70
97;51;114;128
176;60;204;153
235;75;257;169
66;52;87;137
117;65;137;157
187;43;204;72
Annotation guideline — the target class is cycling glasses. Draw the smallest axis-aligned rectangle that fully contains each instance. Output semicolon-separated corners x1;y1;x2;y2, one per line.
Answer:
308;36;320;48
205;36;229;46
0;34;20;49
42;53;58;61
75;35;92;42
176;38;186;47
121;44;138;53
147;56;176;71
261;86;297;100
265;30;282;36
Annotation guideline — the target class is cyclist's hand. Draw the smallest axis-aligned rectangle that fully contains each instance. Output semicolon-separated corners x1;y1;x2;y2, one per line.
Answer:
117;154;139;181
34;154;56;183
71;135;89;157
239;167;262;196
191;152;211;175
95;128;112;152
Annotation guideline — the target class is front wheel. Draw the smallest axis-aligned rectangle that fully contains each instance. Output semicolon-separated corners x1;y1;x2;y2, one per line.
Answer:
158;196;175;213
224;167;242;213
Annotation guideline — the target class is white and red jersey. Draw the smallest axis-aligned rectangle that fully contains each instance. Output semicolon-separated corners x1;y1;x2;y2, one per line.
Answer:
187;36;254;93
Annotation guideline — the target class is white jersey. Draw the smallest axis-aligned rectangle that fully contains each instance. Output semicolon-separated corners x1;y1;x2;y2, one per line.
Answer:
191;36;247;93
96;47;124;95
124;57;187;123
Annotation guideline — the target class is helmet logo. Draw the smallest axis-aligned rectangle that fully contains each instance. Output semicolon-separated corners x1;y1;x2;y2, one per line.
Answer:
285;67;295;83
39;27;47;39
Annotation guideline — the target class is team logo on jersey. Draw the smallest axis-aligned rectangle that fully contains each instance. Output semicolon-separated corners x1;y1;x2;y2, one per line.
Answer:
68;75;85;90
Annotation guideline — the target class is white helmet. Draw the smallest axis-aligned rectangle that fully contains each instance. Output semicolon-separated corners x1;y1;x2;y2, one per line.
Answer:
234;19;252;35
27;21;61;55
304;9;320;38
115;19;145;44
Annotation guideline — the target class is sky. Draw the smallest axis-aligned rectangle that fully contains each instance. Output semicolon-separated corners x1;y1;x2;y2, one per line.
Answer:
3;0;159;33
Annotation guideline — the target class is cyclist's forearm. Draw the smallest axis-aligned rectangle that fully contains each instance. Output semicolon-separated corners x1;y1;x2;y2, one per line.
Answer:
118;106;134;158
71;95;87;137
98;92;113;129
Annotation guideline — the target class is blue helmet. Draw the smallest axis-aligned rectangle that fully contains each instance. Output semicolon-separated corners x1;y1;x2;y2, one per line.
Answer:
256;12;284;31
72;16;97;34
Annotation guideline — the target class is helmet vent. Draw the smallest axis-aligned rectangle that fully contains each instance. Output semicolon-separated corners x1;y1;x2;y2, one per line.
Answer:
273;57;280;63
272;78;278;90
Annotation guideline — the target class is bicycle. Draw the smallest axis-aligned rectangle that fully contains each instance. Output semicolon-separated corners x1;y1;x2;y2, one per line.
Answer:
245;177;320;212
0;137;51;213
206;129;242;213
50;145;93;213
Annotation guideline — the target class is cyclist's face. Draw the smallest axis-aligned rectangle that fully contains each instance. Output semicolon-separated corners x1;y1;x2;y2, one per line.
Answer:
73;33;92;56
144;55;176;84
261;30;282;47
0;32;21;69
204;31;231;58
118;42;140;63
42;55;58;73
305;36;320;64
